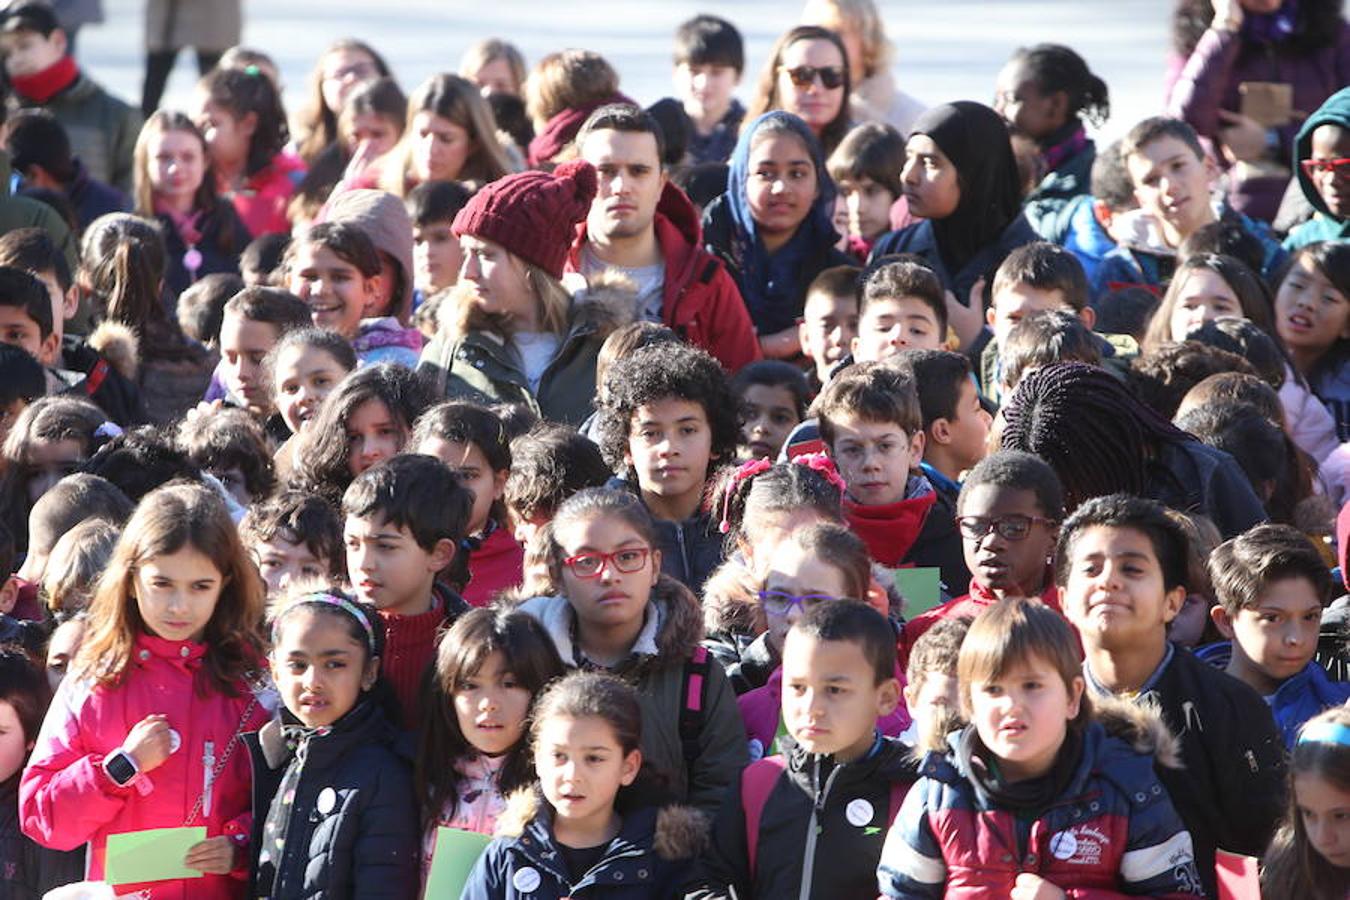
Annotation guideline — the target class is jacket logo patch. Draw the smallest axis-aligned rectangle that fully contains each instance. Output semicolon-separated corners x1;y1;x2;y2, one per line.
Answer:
1050;826;1108;865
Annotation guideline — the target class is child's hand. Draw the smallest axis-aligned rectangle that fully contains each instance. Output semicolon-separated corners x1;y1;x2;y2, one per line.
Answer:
1011;873;1067;900
944;278;986;351
184;836;238;875
121;714;176;773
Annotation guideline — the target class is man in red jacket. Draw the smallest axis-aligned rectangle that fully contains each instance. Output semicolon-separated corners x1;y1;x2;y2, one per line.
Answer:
568;102;760;373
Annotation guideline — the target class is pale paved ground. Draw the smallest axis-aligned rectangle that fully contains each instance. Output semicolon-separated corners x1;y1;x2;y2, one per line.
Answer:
78;0;1174;143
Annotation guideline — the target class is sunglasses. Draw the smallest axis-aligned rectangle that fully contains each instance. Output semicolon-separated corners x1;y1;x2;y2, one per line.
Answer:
1302;158;1350;179
780;65;846;90
956;514;1058;542
756;590;842;616
563;547;651;578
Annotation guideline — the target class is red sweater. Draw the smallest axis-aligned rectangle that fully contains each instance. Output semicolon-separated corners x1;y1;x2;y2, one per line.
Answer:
463;525;525;608
899;575;1070;669
378;589;450;730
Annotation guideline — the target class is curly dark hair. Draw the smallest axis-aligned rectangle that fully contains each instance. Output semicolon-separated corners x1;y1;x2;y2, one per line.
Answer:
595;342;740;478
176;407;276;501
1128;340;1256;420
198;65;290;177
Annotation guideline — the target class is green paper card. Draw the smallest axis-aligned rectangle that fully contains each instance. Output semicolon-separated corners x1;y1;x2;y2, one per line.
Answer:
424;826;492;899
890;567;943;616
104;825;205;885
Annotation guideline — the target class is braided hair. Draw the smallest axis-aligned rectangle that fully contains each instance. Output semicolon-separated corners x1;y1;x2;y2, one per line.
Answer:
999;362;1189;512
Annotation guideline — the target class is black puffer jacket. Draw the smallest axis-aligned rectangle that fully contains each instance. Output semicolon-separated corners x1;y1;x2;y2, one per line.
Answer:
0;776;84;900
245;699;420;900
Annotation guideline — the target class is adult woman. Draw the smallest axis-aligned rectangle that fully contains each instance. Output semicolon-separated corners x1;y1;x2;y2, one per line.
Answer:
379;74;515;197
745;25;852;158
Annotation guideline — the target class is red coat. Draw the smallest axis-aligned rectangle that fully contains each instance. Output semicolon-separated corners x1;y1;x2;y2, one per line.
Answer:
223;150;306;237
567;182;761;373
20;633;272;899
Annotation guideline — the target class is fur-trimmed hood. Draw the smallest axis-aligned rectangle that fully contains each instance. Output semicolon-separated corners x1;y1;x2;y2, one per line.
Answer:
1093;693;1183;770
494;787;708;862
700;556;760;637
86;319;138;380
436;268;636;345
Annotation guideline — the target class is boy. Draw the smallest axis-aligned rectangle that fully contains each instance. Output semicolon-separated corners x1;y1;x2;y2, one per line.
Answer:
1058;492;1286;900
673;14;745;165
892;348;991;507
4;108;129;231
827;123;905;259
596;341;738;593
1204;523;1350;747
853;258;946;363
341;453;472;728
0;3;140;193
406;180;471;304
0;342;43;445
1095;116;1285;297
1286;87;1350;250
797;264;859;392
998;309;1105;397
503;422;612;551
241;489;345;600
1026;138;1137;288
177;273;244;349
0;263;56;368
176;409;275;507
214;286;310;421
689;600;913;900
816;361;968;595
899;615;968;750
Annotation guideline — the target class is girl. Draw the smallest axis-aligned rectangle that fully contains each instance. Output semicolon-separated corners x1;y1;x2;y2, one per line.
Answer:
520;488;747;816
380;74;514;197
1142;252;1276;351
418;160;620;427
1276;241;1350;442
289;363;432;505
1;396;109;506
701;111;851;358
1261;707;1350;898
993;43;1110;207
133;112;251;302
459;38;528;98
194;65;306;238
730;360;809;462
412;401;525;607
870;102;1040;325
295;39;392;163
267;326;359;437
878;598;1203;898
19;482;271;899
745;26;852;157
286;222;422;368
247;588;419;899
523;50;628;168
461;671;704;900
416;608;564;881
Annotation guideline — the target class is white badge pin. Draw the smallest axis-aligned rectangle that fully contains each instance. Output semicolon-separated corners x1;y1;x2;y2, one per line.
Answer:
167;729;182;754
512;866;542;893
1050;830;1078;860
316;787;338;815
845;798;874;827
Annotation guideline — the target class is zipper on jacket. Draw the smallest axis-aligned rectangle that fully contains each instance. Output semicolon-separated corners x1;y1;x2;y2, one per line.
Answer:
675;523;691;583
798;757;841;900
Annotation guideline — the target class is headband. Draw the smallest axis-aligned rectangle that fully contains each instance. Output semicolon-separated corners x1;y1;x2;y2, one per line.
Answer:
273;591;377;656
1298;721;1350;748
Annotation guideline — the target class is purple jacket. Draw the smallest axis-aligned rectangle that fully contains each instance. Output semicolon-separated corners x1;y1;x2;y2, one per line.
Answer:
1166;21;1350;222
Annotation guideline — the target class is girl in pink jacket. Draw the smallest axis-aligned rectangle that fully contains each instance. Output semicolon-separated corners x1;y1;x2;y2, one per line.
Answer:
20;482;272;900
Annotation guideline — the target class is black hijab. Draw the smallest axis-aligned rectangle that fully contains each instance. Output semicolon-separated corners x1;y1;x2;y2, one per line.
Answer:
911;101;1023;276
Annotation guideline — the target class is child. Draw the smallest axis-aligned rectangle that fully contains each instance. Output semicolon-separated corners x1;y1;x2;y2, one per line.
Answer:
412;401;525;607
892;349;990;507
461;671;705;900
265;325;358;438
0;344;43;447
797;264;859;391
673;15;745;165
406;179;472;305
41;515;120;618
521;487;747;814
132;112;250;300
1203;524;1350;747
1260;708;1350;898
596;341;738;593
240;489;344;598
827;122;904;260
215;285;311;420
240;232;290;286
176;408;275;507
878;598;1204;898
194;65;304;237
341;453;472;728
900;615;969;750
1057;493;1286;899
285;221;421;369
692;599;911;900
1275;241;1350;441
290;363;432;504
19;482;272;897
998;309;1105;397
816;361;967;594
731;360;808;462
1286;87;1350;250
177;272;244;348
737;524;909;761
416;607;565;879
248;588;419;899
0;263;58;373
1141;252;1275;352
852;258;947;363
502;422;613;551
901;450;1065;655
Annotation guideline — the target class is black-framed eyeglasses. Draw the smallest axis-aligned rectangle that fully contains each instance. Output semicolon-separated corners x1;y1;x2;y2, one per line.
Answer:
955;514;1058;542
563;547;652;578
756;590;841;616
780;65;845;90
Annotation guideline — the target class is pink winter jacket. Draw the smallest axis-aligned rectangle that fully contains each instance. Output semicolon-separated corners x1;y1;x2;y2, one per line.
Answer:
20;634;272;899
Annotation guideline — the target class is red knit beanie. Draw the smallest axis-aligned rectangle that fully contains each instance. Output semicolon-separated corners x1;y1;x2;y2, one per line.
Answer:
451;160;598;280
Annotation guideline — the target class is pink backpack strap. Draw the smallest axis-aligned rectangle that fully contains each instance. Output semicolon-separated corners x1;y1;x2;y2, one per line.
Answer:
741;755;788;879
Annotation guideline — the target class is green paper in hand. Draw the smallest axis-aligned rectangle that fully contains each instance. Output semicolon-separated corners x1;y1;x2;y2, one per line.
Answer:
891;567;943;616
104;825;206;885
424;826;492;898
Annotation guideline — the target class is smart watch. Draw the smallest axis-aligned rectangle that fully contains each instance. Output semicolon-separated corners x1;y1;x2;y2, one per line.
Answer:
103;749;139;787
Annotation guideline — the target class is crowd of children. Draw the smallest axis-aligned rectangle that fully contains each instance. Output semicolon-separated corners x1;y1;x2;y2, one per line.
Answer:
0;0;1348;897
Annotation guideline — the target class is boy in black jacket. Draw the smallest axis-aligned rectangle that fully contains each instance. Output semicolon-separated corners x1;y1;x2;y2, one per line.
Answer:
1058;493;1285;900
688;600;915;900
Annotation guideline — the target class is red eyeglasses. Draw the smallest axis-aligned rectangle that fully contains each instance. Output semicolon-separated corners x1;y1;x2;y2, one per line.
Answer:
1302;158;1350;179
563;547;652;578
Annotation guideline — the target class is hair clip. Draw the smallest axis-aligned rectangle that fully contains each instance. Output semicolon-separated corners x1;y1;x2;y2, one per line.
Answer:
243;64;261;77
791;451;848;495
1297;720;1350;748
93;421;124;440
718;456;774;534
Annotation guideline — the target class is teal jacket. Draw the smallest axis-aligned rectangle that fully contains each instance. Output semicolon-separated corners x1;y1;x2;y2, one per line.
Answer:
1286;86;1350;250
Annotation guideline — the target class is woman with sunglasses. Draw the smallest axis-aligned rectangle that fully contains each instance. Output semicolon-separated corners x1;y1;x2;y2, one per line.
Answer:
746;25;852;157
520;487;749;816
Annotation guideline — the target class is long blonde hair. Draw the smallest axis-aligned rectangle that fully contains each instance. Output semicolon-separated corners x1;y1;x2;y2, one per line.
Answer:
75;482;265;694
381;74;514;196
447;256;571;340
801;0;892;78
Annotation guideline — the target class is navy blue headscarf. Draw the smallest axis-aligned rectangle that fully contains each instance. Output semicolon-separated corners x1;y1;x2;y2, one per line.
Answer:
724;111;839;332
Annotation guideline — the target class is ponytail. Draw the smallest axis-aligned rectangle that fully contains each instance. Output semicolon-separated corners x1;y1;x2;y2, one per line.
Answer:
83;214;168;333
1016;43;1110;129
